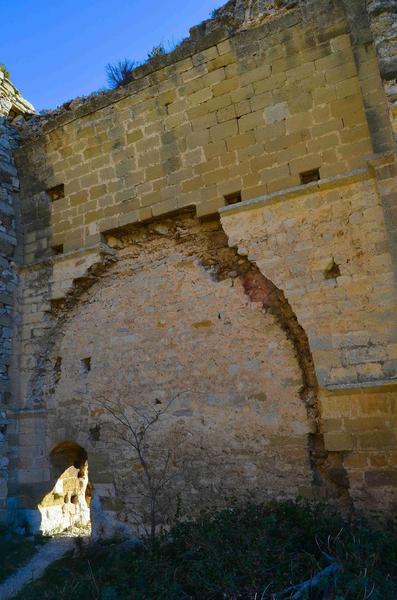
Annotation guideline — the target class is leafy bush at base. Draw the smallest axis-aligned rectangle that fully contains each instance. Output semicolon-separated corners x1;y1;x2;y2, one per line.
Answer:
15;501;397;599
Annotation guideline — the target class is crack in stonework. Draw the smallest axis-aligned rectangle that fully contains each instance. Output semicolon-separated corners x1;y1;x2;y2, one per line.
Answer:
216;219;352;511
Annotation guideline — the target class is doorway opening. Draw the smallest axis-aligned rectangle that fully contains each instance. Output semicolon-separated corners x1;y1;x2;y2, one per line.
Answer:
38;441;92;536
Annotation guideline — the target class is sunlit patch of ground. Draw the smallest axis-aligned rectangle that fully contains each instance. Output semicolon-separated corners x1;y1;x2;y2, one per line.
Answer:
48;522;91;538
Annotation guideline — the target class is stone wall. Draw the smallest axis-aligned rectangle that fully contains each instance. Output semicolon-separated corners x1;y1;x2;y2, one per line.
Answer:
321;384;397;518
0;73;34;525
220;169;397;517
6;0;397;532
366;0;397;81
15;5;379;260
0;72;34;118
0;119;17;525
366;0;397;143
38;215;318;531
221;174;397;388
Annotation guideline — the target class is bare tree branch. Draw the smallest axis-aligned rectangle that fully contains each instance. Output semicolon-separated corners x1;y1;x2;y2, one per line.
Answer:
92;389;193;545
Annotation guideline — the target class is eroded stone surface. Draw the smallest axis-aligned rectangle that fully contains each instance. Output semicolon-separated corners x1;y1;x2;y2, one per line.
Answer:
1;0;397;533
42;216;314;530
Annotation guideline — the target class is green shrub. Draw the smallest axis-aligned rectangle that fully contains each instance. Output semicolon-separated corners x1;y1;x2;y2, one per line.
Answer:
105;40;186;90
105;59;137;89
147;44;166;60
14;501;397;599
0;64;10;79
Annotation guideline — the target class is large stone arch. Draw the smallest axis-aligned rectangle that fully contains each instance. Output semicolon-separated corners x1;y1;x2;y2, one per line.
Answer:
27;211;349;533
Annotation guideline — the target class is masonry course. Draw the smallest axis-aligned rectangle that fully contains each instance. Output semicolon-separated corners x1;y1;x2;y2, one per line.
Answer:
1;0;397;534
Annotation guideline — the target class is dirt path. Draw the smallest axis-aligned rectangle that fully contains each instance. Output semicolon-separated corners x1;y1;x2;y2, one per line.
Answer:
0;537;75;599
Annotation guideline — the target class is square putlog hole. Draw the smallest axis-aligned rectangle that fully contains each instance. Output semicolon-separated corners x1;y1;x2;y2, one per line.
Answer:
300;169;320;185
224;191;242;206
47;184;65;201
80;357;91;374
51;244;64;255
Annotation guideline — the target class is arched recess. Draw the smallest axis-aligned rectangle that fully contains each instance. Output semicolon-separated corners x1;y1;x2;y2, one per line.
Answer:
31;210;351;531
38;441;92;535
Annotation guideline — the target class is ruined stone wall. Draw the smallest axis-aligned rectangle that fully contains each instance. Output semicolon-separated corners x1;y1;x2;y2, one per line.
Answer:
221;175;397;388
0;72;34;118
385;81;397;142
0;118;18;525
321;385;397;518
0;74;34;525
37;215;316;531
7;0;397;531
16;5;377;261
366;0;397;81
366;0;397;143
220;172;397;517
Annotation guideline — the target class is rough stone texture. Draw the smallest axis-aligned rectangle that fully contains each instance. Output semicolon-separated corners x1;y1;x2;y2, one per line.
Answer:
15;215;323;530
47;216;315;526
385;80;397;142
366;0;397;81
0;72;34;118
365;0;397;147
0;76;34;525
15;6;376;259
321;384;397;519
221;170;397;518
221;175;397;388
3;0;397;532
0;119;16;525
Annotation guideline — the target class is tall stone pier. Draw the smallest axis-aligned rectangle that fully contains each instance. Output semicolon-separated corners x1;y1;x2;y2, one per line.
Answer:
0;71;34;525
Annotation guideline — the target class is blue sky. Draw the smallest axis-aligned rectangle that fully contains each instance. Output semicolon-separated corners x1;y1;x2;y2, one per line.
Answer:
2;0;223;111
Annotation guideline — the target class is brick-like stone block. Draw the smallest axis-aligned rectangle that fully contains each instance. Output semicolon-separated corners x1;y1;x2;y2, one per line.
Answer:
324;432;354;451
365;470;397;487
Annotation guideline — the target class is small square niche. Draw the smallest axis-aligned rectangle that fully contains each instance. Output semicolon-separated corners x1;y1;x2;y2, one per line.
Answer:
51;244;64;256
224;191;242;206
47;184;65;201
300;169;320;185
80;357;91;374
